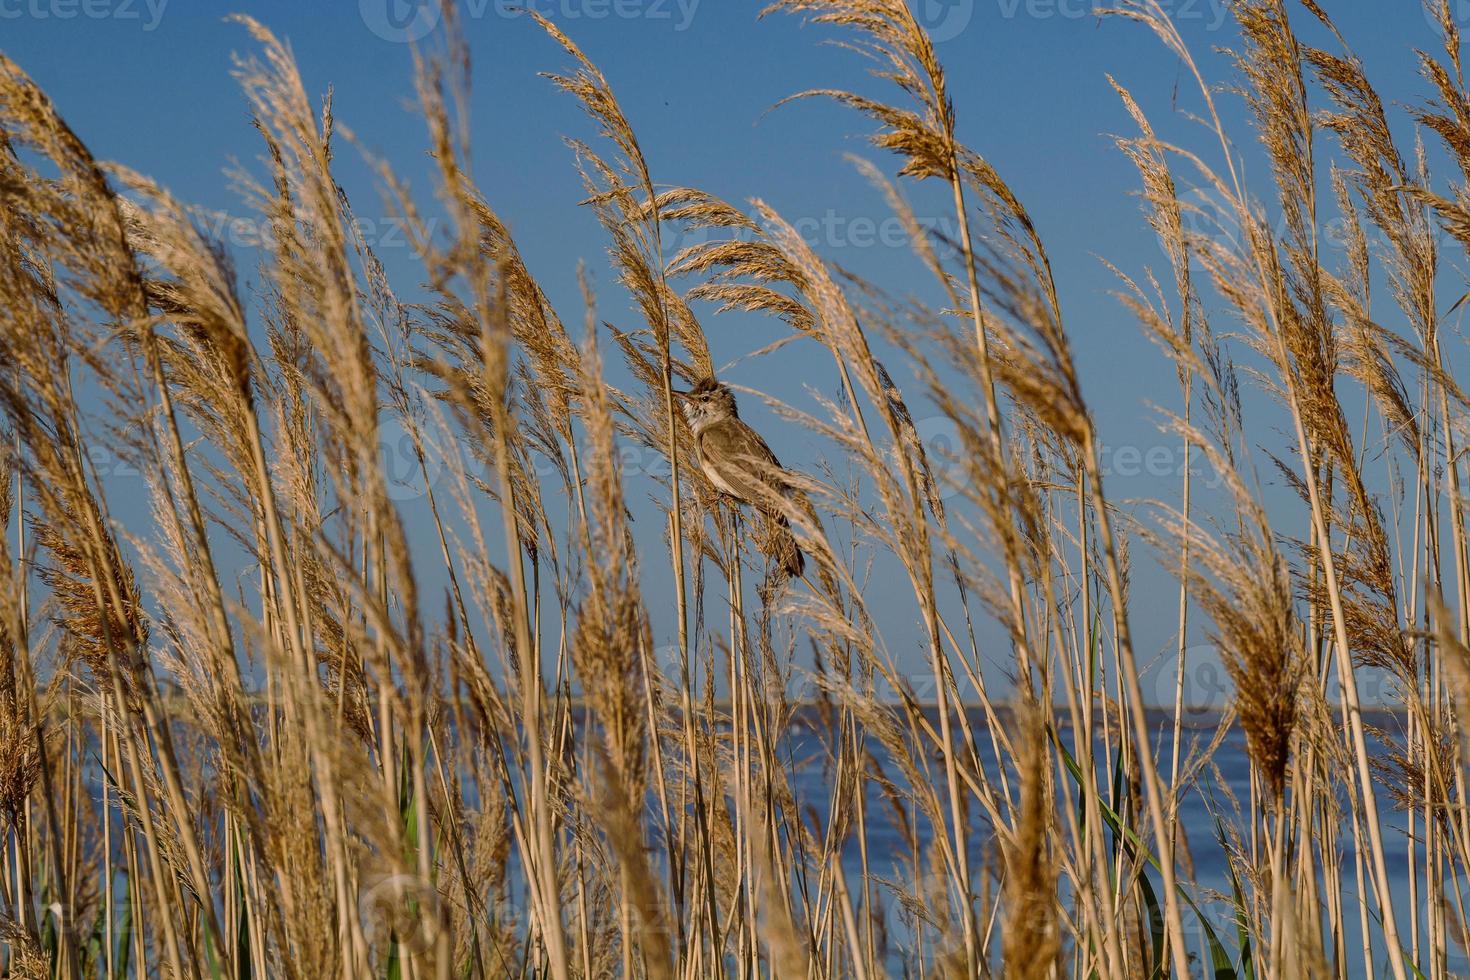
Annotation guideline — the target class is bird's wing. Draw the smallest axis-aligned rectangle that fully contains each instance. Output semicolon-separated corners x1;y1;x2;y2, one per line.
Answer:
699;419;789;509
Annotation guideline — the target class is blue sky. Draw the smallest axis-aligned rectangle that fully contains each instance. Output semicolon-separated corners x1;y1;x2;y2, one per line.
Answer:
0;0;1456;703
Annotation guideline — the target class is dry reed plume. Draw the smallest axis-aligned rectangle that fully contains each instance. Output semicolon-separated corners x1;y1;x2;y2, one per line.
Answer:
0;1;1466;977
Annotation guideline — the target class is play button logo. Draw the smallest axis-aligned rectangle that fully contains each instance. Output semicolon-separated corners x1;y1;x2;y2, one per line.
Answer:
912;0;974;42
360;0;441;43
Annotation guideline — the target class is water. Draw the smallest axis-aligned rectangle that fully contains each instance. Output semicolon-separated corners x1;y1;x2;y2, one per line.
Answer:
774;707;1469;979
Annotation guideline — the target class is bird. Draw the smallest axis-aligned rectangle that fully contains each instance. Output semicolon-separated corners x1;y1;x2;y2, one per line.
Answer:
674;376;806;578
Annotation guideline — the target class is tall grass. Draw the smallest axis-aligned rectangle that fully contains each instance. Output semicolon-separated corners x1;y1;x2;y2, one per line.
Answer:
0;0;1466;976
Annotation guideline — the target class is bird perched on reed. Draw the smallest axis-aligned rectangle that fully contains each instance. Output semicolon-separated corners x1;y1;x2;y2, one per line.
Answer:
675;377;806;578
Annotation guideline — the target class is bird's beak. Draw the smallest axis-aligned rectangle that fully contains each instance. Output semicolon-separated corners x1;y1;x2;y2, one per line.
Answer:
672;389;692;402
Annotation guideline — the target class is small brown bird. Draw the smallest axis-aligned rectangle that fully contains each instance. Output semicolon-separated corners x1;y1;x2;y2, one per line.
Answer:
675;377;806;578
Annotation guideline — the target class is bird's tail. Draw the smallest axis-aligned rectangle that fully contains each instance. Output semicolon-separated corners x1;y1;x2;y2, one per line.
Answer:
774;513;805;579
